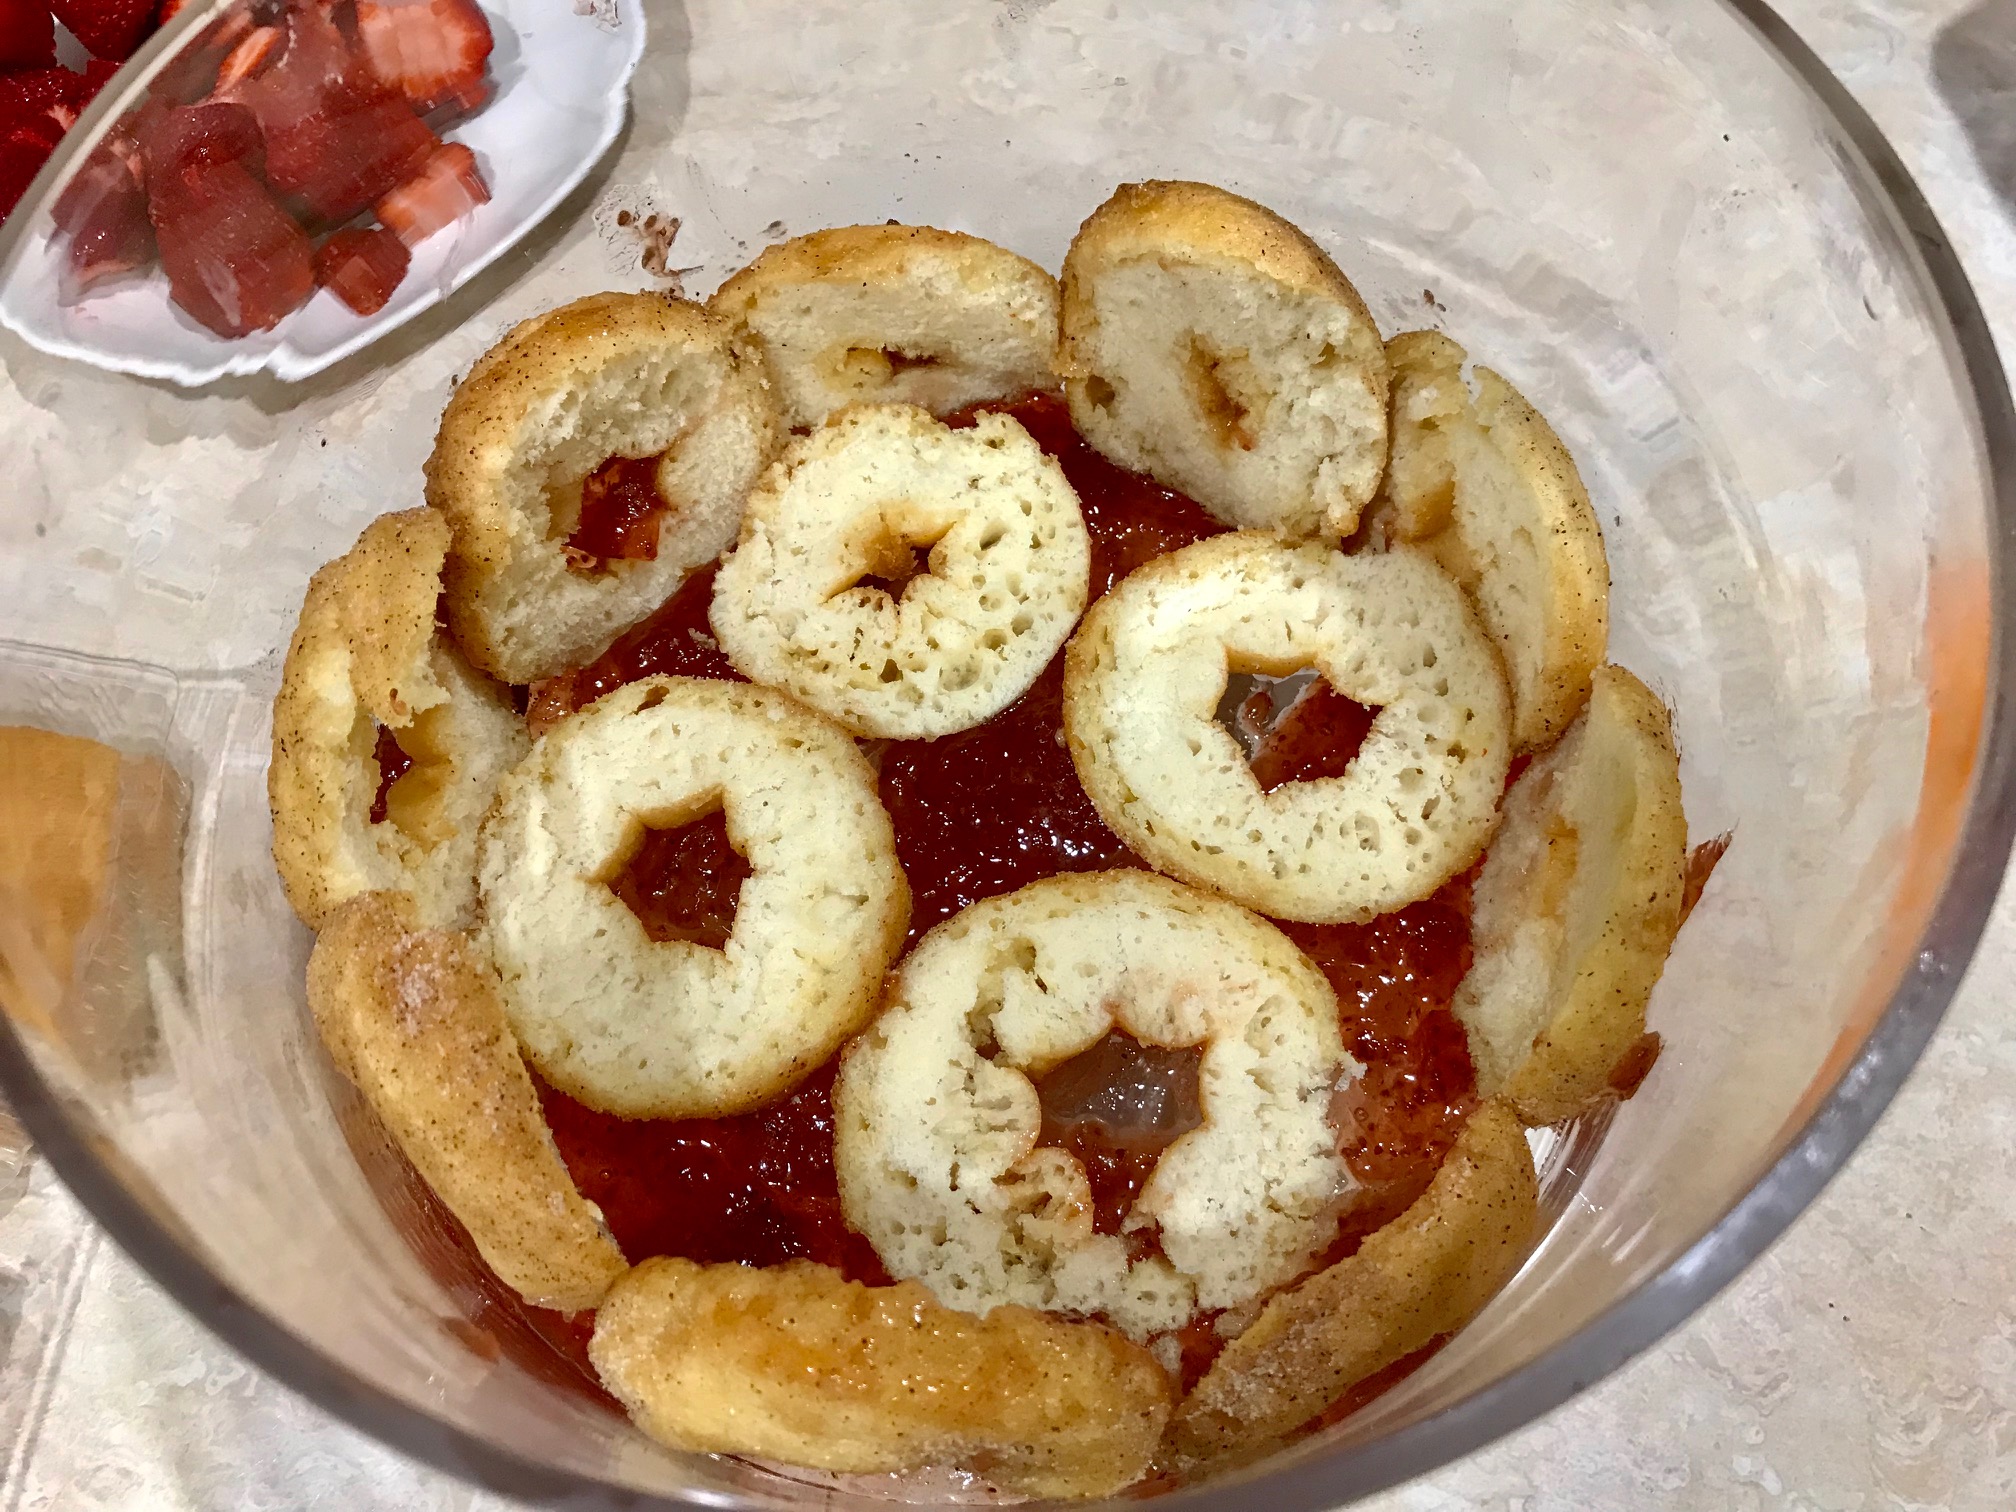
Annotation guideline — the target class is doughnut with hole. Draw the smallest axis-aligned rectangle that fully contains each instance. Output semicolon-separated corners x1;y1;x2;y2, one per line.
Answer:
425;292;781;685
1372;329;1609;752
1454;665;1688;1126
308;891;627;1311
1063;532;1511;924
1165;1099;1538;1468
269;507;527;930
834;870;1355;1342
477;675;909;1120
590;1257;1172;1500
1058;180;1389;538
710;403;1091;740
709;224;1059;429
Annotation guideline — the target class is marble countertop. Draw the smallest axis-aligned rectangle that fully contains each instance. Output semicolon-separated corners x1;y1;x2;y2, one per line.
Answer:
4;1;2015;1508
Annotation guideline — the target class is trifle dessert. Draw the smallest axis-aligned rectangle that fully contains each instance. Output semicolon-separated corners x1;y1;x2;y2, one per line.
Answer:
266;178;1707;1498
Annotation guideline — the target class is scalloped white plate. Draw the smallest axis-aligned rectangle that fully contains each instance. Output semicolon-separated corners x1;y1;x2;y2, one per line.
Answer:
0;0;644;385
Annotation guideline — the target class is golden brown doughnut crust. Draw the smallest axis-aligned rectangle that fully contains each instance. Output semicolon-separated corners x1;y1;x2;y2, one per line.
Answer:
424;291;780;684
269;508;525;930
1165;1099;1537;1467
307;892;627;1312
589;1257;1173;1500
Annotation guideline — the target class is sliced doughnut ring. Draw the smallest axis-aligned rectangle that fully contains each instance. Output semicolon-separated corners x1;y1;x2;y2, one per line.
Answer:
834;870;1354;1343
1063;533;1511;924
1454;665;1688;1126
425;292;781;685
1167;1099;1538;1466
710;403;1091;739
590;1257;1172;1501
1374;330;1609;752
709;224;1059;430
308;892;627;1311
1058;179;1390;539
270;507;527;930
477;676;909;1120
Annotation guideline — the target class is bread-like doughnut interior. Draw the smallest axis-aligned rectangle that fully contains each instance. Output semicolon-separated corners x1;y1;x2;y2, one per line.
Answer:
1059;180;1389;538
1454;665;1688;1126
590;1256;1172;1500
835;870;1353;1342
308;892;627;1311
1166;1099;1537;1467
425;292;780;684
710;224;1059;429
1064;533;1510;923
710;403;1090;739
478;676;909;1119
1376;330;1609;752
269;508;527;929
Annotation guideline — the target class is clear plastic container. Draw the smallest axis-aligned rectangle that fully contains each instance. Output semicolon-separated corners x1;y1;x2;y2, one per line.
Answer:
0;0;2010;1506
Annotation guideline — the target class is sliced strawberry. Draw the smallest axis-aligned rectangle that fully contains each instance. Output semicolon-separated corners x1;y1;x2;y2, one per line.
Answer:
156;0;188;20
0;103;63;219
374;137;484;245
353;0;490;116
0;65;85;126
49;0;154;61
0;0;57;70
212;23;279;90
313;222;407;314
233;2;436;224
149;155;314;336
54;139;152;297
73;55;120;106
140;99;263;184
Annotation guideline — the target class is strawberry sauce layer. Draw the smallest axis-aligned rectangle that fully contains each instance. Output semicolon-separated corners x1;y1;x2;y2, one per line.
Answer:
405;391;1484;1418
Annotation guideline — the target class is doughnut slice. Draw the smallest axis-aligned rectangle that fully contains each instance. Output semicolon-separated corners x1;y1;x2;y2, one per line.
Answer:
590;1257;1172;1500
1064;533;1510;924
425;292;780;685
478;676;909;1120
270;508;527;930
1166;1099;1537;1468
1058;180;1390;539
1454;665;1688;1126
308;892;627;1311
835;870;1353;1341
709;224;1059;428
1375;330;1610;752
710;403;1090;740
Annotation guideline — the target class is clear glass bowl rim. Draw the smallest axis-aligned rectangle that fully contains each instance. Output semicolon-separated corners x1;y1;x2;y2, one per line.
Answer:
0;2;2011;1506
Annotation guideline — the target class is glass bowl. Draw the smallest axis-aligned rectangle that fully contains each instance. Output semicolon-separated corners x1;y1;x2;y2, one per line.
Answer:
0;0;2010;1506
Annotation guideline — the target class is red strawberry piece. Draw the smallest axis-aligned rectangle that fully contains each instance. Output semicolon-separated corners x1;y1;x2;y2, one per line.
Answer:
148;156;314;336
0;0;57;70
73;56;120;106
53;139;152;297
156;0;188;20
234;2;436;224
0;102;63;220
313;222;407;314
140;99;263;184
212;23;278;90
374;137;484;245
0;65;85;127
353;0;490;117
50;0;154;62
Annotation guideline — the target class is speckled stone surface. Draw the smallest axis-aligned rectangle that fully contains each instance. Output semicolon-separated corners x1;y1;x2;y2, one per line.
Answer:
3;2;2015;1508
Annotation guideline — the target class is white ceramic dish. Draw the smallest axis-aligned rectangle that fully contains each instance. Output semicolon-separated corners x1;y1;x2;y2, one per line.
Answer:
0;0;645;386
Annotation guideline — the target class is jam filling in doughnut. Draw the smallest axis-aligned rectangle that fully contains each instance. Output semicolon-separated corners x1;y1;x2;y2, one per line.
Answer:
1033;1029;1206;1238
368;725;413;824
565;451;672;568
417;389;1480;1406
1238;678;1380;793
605;808;752;950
